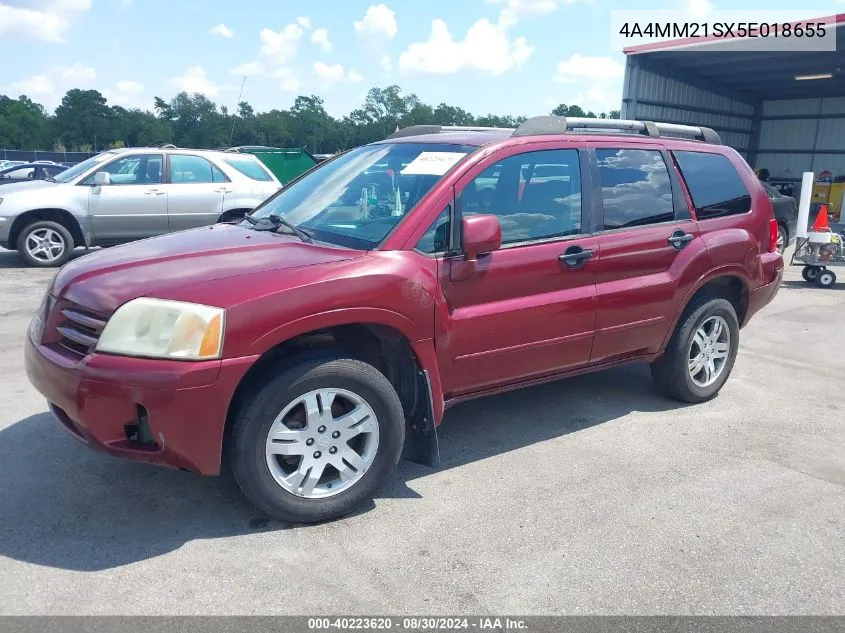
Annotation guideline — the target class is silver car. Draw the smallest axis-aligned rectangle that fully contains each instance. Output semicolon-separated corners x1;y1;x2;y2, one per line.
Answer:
0;147;281;267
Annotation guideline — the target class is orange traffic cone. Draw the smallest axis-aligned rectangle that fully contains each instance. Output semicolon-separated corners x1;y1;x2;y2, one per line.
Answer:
813;204;830;231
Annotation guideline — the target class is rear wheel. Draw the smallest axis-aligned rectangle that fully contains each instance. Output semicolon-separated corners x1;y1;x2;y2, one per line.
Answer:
816;269;837;288
802;266;821;283
651;296;739;403
227;353;405;523
17;220;74;268
776;224;787;253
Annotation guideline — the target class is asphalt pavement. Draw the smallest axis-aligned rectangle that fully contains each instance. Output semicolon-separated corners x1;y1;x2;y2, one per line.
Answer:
0;246;842;615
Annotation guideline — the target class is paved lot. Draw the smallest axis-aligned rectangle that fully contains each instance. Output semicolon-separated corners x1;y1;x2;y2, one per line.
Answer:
0;246;842;615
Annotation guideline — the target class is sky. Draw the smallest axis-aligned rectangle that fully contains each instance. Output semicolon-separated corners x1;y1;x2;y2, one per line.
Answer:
0;0;840;118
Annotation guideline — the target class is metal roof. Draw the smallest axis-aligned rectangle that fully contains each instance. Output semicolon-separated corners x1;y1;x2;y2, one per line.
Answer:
624;14;845;101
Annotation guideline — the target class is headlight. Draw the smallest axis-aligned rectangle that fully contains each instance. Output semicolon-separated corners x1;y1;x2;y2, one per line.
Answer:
96;298;225;360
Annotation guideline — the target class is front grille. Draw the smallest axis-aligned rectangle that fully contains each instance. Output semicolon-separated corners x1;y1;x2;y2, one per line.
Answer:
57;303;108;357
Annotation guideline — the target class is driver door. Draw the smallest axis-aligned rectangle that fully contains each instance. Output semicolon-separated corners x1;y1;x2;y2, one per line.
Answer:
433;144;599;396
85;153;168;241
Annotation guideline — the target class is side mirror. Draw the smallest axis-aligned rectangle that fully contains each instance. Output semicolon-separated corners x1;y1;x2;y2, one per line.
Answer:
450;214;502;282
92;171;111;186
461;214;502;260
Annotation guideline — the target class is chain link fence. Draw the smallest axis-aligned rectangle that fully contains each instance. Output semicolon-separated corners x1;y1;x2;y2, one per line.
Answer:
0;149;97;165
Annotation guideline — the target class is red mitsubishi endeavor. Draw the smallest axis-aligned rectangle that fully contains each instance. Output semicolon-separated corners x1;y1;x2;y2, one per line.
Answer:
25;117;784;523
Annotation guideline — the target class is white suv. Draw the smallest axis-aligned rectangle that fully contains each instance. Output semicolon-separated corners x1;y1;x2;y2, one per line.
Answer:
0;147;282;267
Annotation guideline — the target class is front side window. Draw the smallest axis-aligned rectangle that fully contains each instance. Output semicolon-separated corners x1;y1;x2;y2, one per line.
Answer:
416;206;451;254
462;149;582;245
596;148;674;229
170;154;229;184
81;154;163;185
249;142;475;249
674;151;752;219
224;156;274;182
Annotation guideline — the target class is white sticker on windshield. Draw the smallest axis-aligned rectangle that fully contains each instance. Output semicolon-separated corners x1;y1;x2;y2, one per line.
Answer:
401;152;467;176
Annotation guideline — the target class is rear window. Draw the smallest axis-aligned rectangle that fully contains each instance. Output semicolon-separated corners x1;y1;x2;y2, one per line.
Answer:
673;151;751;219
223;156;274;182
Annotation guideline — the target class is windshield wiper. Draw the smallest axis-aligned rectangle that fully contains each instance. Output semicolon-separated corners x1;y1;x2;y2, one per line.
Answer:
44;177;56;183
244;214;313;243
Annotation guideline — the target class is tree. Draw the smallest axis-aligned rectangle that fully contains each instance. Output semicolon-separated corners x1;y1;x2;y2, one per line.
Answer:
1;84;623;154
53;89;111;150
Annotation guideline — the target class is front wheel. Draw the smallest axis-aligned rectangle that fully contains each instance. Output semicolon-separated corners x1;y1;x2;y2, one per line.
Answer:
816;269;837;288
776;224;787;254
17;220;74;268
651;296;739;403
227;353;405;523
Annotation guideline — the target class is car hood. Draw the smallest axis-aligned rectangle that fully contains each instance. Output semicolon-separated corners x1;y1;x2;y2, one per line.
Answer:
52;224;364;313
0;180;60;194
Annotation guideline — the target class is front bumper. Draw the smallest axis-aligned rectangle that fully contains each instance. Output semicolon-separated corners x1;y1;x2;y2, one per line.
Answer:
25;337;257;475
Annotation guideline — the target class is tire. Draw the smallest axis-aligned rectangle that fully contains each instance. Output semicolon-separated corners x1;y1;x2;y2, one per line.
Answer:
227;352;405;524
651;296;740;404
802;266;820;283
16;220;74;268
776;224;787;254
816;269;837;288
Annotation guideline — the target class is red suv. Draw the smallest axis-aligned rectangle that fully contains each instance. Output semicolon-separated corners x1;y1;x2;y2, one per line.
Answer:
25;117;784;523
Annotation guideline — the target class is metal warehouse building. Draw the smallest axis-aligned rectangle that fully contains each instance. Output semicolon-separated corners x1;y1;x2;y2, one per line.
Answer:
621;14;845;205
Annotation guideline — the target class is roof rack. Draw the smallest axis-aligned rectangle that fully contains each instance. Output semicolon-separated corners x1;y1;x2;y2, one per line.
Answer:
386;125;514;139
512;116;722;144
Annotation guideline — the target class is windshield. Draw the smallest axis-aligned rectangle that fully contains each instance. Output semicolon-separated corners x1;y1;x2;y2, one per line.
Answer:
53;152;114;183
248;142;475;249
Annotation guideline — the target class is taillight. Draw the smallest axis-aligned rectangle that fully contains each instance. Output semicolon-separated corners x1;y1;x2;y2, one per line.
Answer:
768;218;779;253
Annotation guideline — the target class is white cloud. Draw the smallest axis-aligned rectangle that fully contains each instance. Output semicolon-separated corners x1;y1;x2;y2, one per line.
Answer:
169;65;218;97
297;16;311;28
259;23;304;65
554;54;624;82
685;0;714;17
7;74;55;97
348;69;364;83
311;27;332;52
0;0;91;42
314;61;345;89
486;0;582;27
278;69;302;93
116;80;144;93
354;4;398;41
103;80;146;108
380;54;393;72
231;61;267;76
399;18;533;75
56;62;96;84
209;23;234;38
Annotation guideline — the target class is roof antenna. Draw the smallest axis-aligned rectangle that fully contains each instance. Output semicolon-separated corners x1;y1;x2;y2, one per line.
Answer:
228;75;247;148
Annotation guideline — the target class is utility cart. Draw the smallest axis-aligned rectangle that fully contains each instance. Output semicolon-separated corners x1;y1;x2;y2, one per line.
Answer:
791;224;845;288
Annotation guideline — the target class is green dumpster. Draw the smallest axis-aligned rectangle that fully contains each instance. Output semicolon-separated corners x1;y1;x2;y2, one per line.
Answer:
233;147;319;185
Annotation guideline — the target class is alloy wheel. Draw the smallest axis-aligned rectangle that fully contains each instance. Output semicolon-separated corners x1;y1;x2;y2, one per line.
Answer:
264;388;379;499
25;228;66;263
688;316;731;388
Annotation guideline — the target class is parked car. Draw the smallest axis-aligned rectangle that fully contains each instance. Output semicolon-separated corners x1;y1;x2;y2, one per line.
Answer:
0;162;68;187
25;117;784;523
0;147;281;266
761;182;798;253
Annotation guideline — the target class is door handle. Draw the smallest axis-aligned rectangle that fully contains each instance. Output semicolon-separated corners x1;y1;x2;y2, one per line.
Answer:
144;189;165;196
558;245;594;268
668;230;694;249
215;187;234;193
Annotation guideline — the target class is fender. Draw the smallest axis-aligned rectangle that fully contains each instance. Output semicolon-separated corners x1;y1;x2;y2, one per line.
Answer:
249;306;447;426
659;264;753;352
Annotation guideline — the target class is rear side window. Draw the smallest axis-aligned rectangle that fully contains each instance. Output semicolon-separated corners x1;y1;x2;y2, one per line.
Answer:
596;149;674;229
673;151;751;219
223;156;274;182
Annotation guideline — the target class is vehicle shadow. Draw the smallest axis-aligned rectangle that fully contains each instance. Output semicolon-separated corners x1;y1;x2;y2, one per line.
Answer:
0;248;88;269
780;279;845;291
0;363;687;571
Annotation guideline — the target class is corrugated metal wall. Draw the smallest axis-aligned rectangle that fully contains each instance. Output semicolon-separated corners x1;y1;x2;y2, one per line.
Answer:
757;97;845;179
622;63;753;158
